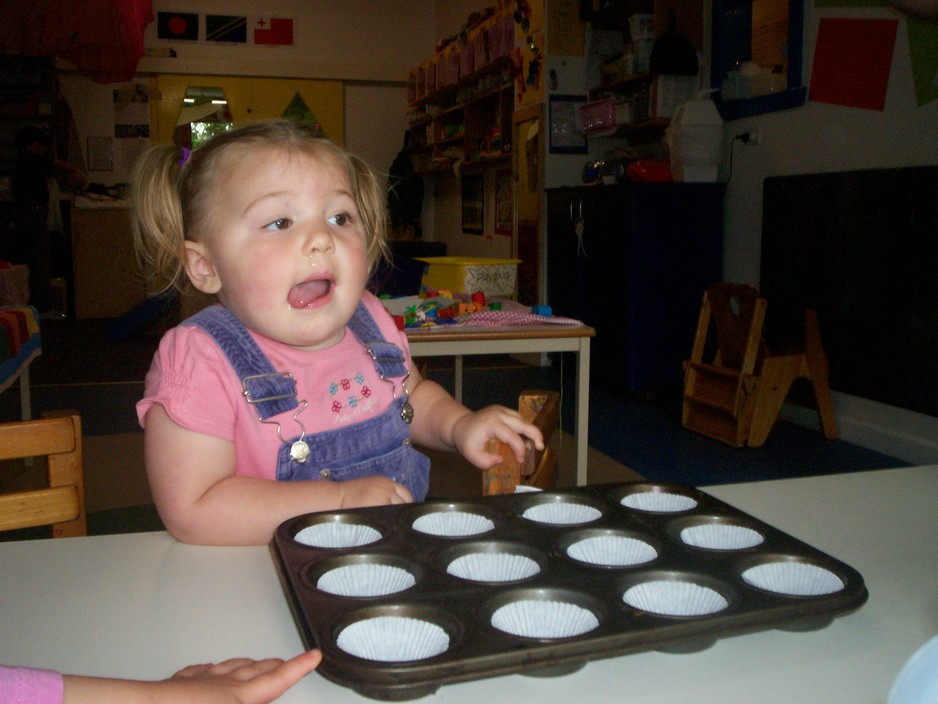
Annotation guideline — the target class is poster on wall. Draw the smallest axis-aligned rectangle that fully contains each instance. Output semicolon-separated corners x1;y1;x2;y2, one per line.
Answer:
462;174;484;235
549;94;587;153
494;169;513;235
113;81;151;178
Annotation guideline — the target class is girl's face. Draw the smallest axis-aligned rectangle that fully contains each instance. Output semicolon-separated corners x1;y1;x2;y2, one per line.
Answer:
186;147;370;350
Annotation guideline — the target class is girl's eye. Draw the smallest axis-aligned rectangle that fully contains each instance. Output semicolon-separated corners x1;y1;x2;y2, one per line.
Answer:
263;218;291;232
328;212;351;227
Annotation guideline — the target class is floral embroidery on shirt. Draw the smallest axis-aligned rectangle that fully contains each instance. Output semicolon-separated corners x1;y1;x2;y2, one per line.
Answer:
328;372;377;419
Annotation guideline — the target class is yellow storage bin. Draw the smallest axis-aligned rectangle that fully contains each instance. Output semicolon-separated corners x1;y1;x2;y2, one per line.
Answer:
417;257;521;298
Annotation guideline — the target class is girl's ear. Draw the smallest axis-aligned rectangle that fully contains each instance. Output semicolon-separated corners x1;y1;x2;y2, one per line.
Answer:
184;241;222;294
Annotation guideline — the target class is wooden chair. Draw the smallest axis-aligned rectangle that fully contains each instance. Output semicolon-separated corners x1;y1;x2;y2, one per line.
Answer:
482;390;560;494
0;414;87;537
682;283;837;448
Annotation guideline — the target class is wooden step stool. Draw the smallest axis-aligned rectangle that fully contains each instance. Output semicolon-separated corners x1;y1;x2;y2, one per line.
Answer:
682;283;837;448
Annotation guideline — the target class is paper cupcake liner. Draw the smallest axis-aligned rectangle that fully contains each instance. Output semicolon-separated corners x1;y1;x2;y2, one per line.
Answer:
566;535;658;567
621;491;698;513
680;524;764;550
521;502;602;525
316;564;416;597
411;511;495;537
623;580;729;616
742;561;844;596
447;553;541;582
337;616;450;662
294;523;382;548
491;599;599;638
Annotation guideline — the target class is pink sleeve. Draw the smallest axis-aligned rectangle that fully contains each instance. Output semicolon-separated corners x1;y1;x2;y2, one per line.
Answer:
135;325;242;441
0;665;65;704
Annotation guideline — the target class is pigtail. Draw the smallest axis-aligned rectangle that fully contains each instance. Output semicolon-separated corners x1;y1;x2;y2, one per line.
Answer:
131;145;188;293
349;153;390;275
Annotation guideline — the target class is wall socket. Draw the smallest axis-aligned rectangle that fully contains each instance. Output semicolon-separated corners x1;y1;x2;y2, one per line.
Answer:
741;129;762;145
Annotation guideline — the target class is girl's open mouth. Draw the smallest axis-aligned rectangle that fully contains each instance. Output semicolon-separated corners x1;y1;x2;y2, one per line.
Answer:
288;279;332;308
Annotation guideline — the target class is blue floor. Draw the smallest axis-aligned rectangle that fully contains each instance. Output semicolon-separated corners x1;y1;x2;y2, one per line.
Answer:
440;354;906;486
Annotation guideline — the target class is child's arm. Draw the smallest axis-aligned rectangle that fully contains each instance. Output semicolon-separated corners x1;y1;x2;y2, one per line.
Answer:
62;649;321;704
406;368;544;469
144;406;411;545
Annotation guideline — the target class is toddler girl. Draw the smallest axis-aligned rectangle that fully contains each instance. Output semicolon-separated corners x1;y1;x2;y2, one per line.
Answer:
133;120;542;545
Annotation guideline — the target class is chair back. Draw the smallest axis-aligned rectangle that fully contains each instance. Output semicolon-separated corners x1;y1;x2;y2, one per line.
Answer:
0;414;86;537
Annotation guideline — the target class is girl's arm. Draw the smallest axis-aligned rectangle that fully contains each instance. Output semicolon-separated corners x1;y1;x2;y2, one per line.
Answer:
62;650;321;704
405;367;544;470
144;406;411;546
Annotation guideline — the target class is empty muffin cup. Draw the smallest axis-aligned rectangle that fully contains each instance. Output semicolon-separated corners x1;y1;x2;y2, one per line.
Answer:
623;579;729;616
317;563;416;597
742;561;845;596
621;491;698;513
491;599;600;638
447;552;541;582
294;522;382;548
521;502;602;525
565;534;658;567
411;510;495;537
336;616;450;662
680;523;764;550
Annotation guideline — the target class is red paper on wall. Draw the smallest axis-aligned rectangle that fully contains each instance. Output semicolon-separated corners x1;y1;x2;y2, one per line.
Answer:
809;17;899;111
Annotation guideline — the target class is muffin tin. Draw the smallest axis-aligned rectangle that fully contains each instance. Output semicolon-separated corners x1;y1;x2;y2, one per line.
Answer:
270;482;868;700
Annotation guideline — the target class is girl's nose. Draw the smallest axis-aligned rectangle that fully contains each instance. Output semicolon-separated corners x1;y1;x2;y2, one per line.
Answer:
304;222;334;254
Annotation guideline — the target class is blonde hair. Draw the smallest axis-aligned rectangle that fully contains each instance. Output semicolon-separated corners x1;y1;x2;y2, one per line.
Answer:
131;119;389;295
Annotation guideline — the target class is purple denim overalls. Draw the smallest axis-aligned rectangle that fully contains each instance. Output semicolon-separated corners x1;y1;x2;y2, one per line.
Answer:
184;303;430;501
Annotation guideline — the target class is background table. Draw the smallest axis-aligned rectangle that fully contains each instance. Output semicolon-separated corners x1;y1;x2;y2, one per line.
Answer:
406;323;594;485
1;466;935;704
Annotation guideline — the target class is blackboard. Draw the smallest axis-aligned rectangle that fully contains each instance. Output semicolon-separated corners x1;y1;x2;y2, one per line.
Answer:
760;167;938;418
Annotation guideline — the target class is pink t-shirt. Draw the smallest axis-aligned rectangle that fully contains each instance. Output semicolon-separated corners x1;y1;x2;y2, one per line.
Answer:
0;665;64;704
136;291;414;479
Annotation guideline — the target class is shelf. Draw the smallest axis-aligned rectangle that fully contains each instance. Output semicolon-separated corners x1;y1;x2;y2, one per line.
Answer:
584;117;669;142
589;72;653;100
410;56;513;109
461;153;510;171
587;0;655;31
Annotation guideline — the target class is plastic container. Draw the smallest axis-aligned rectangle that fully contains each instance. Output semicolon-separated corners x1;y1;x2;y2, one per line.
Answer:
665;89;723;183
417;256;520;298
578;98;617;133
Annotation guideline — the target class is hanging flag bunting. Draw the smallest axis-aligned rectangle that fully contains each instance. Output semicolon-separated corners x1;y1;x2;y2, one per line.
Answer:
254;17;294;46
206;15;247;43
157;12;198;41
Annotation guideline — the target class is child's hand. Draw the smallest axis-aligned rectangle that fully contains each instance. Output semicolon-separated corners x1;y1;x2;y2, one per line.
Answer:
167;650;322;704
451;405;545;470
337;476;413;508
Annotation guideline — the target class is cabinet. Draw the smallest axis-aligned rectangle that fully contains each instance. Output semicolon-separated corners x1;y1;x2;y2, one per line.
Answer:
547;183;723;392
71;205;146;319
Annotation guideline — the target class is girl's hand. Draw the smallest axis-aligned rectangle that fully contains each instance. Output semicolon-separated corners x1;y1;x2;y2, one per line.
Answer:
168;650;322;704
337;476;413;508
451;405;544;470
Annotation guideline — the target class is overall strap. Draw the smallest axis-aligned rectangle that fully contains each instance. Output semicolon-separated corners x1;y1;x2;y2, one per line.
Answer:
184;305;298;420
347;302;408;379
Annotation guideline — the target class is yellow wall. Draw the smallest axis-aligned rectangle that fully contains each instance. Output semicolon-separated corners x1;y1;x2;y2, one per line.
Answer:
153;75;344;145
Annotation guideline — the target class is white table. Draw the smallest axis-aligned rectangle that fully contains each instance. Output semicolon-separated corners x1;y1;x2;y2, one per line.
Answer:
1;466;935;704
406;324;594;485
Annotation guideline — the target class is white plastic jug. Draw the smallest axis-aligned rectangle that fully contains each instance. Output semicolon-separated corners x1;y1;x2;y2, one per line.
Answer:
664;90;723;182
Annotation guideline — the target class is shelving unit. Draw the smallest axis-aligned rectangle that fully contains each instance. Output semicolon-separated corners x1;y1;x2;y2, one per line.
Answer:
580;0;703;146
408;57;514;176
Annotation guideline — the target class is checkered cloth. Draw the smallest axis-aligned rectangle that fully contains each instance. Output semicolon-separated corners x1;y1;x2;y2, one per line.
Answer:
457;310;583;326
